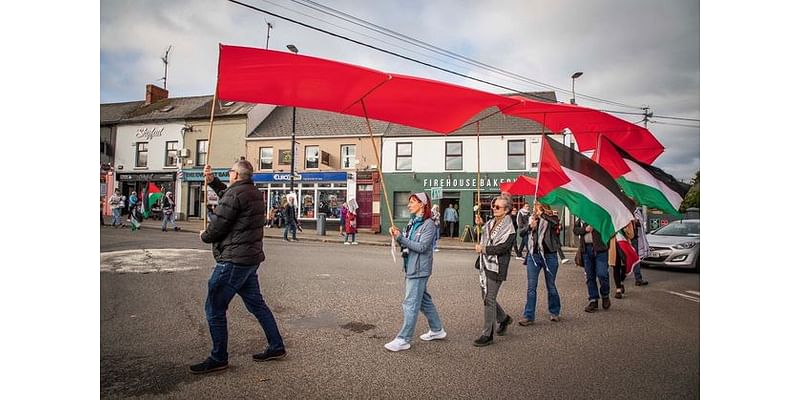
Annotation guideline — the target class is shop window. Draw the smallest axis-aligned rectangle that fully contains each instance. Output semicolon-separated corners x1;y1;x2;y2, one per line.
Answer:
136;142;148;167
260;147;273;170
305;146;319;169
165;141;178;167
300;188;316;218
396;142;412;171
318;187;347;219
341;144;356;169
445;141;463;170
393;191;411;220
508;140;526;170
197;140;208;167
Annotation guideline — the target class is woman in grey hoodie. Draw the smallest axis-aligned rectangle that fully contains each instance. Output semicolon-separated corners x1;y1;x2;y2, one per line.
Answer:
384;192;446;352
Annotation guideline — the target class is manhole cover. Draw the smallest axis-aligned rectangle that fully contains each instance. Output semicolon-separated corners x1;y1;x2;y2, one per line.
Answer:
340;322;376;333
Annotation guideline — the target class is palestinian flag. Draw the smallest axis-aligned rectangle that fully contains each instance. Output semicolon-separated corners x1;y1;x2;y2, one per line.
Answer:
537;136;635;244
143;182;162;218
593;136;690;216
615;233;640;274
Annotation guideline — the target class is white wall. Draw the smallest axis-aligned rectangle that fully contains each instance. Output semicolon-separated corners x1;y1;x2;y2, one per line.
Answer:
381;134;564;173
115;122;186;171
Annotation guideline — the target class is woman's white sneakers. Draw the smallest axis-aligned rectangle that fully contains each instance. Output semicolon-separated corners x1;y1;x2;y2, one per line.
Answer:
384;338;411;352
419;329;447;341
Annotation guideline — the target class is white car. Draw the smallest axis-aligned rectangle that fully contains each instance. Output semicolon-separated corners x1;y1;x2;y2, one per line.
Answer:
641;219;700;271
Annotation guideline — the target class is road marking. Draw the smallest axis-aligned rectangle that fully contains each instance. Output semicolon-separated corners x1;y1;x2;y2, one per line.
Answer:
686;290;700;296
665;290;700;303
100;248;211;273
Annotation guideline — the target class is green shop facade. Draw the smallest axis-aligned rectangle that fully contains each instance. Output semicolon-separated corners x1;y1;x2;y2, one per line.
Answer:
381;172;540;240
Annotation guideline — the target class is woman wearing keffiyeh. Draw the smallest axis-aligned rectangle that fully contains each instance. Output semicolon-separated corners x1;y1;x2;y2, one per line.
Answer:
473;194;517;347
384;192;446;352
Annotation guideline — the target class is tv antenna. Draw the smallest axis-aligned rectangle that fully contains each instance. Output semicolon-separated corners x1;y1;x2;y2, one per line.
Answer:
160;45;172;89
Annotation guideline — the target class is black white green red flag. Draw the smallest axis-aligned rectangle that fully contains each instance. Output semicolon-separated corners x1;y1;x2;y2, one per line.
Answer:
537;136;635;244
592;136;690;216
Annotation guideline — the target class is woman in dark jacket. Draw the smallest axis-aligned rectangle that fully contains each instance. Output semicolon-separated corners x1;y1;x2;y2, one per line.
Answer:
473;194;517;347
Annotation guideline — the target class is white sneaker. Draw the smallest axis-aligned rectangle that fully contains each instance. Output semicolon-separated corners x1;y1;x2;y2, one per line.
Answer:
352;241;359;245
419;329;447;341
384;338;411;352
344;242;351;245
561;259;570;264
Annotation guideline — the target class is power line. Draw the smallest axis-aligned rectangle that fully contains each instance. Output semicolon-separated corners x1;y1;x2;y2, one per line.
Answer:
287;0;642;111
651;115;700;122
649;120;700;129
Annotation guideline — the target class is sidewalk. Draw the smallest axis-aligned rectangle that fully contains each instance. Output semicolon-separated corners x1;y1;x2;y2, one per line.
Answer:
104;216;576;252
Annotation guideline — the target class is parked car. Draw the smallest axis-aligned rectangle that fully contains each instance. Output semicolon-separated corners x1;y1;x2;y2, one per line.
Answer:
641;219;700;270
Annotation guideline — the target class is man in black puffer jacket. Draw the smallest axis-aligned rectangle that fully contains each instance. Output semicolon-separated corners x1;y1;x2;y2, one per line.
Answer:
190;160;286;375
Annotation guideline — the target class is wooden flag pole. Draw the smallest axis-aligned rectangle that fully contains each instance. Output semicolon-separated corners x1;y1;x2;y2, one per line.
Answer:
360;100;395;230
203;90;219;230
533;114;547;203
475;121;481;242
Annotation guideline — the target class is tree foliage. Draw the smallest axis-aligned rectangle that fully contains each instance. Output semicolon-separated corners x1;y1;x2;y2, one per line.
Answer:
680;171;700;211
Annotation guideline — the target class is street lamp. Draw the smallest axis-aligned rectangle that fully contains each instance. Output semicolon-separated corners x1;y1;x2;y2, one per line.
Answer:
570;71;583;105
287;44;299;192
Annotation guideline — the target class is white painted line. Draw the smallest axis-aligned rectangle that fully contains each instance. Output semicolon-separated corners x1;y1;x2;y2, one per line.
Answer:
686;290;700;296
665;290;700;303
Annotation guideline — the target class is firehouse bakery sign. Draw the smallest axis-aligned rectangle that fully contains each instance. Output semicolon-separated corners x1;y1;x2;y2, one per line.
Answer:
135;127;165;141
422;176;515;190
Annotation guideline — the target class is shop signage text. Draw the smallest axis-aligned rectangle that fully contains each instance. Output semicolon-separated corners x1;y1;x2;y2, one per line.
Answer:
181;168;230;182
117;172;175;182
135;127;165;141
422;177;515;190
253;172;347;182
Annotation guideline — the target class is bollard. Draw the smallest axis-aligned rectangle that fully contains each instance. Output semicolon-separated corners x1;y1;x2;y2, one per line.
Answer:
317;212;327;236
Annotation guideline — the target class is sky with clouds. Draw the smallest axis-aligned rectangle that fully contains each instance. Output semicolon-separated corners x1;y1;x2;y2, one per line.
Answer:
100;0;699;181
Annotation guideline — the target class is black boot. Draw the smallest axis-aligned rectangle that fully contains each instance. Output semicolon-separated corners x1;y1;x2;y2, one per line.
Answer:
473;335;494;347
584;300;599;313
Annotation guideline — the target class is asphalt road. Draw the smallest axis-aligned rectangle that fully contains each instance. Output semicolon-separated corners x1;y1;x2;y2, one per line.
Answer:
100;226;699;399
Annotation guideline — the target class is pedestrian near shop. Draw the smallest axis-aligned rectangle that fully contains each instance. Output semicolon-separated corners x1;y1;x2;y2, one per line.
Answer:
283;193;299;242
338;203;348;237
160;192;180;231
444;203;458;237
516;202;531;263
384;192;446;352
127;190;139;224
574;220;611;312
517;202;562;326
611;221;636;299
510;206;522;260
473;194;516;347
344;207;358;245
632;207;650;286
108;189;124;227
431;204;441;252
190;161;286;374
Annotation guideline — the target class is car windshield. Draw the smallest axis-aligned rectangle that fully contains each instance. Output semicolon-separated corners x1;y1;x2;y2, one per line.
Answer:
652;221;700;237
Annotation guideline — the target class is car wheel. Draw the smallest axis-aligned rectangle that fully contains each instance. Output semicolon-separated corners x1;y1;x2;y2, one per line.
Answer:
693;255;700;272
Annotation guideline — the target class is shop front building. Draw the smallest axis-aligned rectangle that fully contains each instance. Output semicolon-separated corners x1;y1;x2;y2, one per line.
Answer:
180;168;230;219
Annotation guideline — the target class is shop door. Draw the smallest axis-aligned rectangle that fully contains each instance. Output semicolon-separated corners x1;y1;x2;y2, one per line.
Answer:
356;184;373;228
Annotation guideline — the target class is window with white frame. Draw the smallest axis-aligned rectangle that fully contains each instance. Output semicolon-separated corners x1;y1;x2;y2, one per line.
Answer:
136;142;148;167
341;144;356;169
445;141;463;170
305;146;319;169
165;141;178;167
260;147;273;170
508;140;526;170
196;140;208;166
396;142;412;171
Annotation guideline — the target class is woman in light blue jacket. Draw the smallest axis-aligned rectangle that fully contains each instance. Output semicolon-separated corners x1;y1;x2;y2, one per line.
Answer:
384;192;446;352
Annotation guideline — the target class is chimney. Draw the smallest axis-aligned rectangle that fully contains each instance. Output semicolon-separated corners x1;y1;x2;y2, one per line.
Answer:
145;84;169;105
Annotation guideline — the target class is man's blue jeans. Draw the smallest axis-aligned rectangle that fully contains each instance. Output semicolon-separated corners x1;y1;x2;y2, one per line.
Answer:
582;244;610;300
111;208;121;225
397;276;443;342
161;211;177;230
633;262;644;282
523;252;561;319
205;262;284;362
283;222;297;240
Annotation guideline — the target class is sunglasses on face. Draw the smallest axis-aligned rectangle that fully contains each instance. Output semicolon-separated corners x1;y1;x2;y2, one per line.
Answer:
493;205;505;210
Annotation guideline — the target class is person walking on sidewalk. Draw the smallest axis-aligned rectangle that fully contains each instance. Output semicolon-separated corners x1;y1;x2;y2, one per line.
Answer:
473;194;516;347
160;192;180;231
108;189;124;228
283;193;299;242
632;207;649;286
516;202;531;263
611;221;636;299
517;202;562;326
574;220;612;312
343;206;358;245
385;192;446;352
431;204;441;252
190;161;286;374
444;203;458;237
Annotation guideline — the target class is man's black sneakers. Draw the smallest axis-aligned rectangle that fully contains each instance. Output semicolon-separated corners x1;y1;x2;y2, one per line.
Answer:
253;348;287;362
602;297;611;310
472;335;494;347
584;300;599;313
189;358;229;374
496;316;513;336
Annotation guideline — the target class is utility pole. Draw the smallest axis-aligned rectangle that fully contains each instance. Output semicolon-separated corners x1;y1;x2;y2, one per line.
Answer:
160;45;172;90
265;20;273;49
